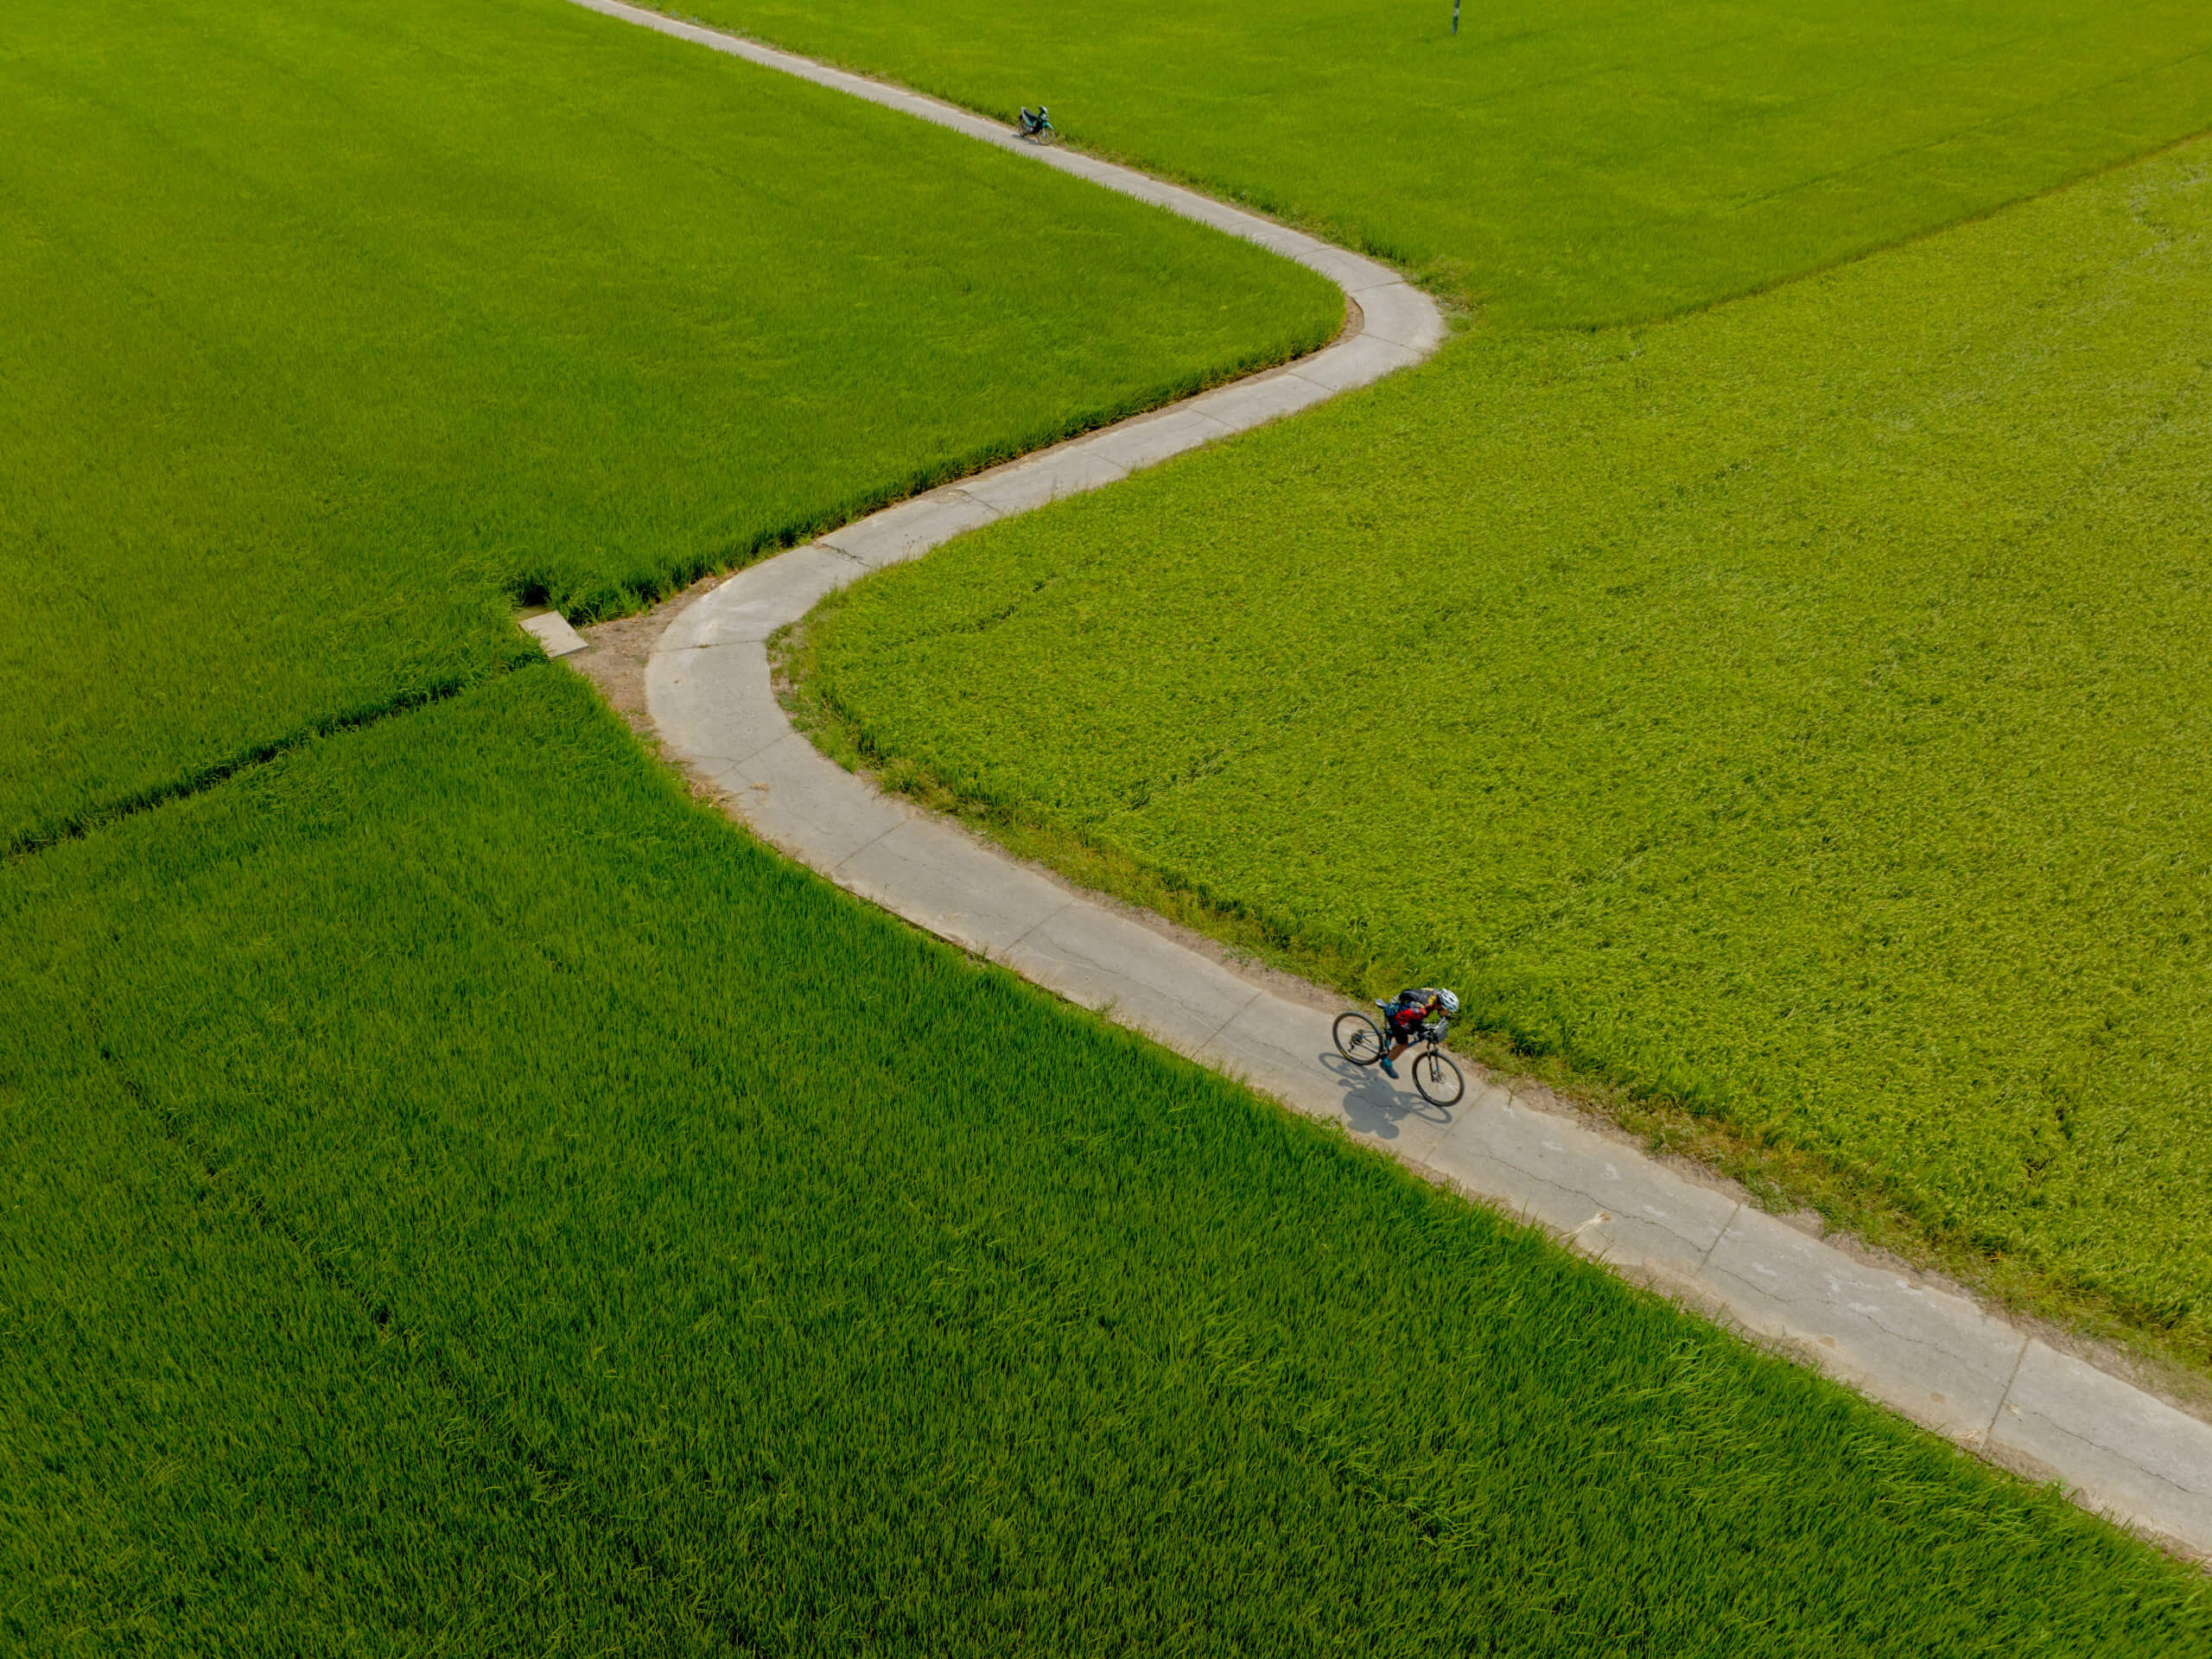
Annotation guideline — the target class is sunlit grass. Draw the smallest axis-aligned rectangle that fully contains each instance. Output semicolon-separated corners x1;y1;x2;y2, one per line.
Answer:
5;668;2203;1653
695;0;2212;324
12;0;2210;1640
0;0;1336;849
804;137;2212;1361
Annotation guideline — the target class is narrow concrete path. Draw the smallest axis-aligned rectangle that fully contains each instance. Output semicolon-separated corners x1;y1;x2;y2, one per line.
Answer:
573;0;2212;1560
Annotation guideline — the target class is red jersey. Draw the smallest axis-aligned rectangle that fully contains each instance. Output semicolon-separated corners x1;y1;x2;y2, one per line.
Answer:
1386;990;1440;1034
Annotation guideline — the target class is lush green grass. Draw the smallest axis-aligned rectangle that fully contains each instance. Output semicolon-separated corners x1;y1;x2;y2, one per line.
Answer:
0;0;1335;850
10;0;2206;1639
0;1058;709;1653
5;666;2205;1654
803;138;2212;1357
696;0;2212;324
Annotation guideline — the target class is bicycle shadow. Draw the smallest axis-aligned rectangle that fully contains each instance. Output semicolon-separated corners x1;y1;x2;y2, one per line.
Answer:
1313;1052;1454;1143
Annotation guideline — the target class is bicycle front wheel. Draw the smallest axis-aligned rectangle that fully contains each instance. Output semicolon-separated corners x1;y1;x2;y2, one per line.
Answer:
1413;1049;1465;1108
1333;1012;1386;1066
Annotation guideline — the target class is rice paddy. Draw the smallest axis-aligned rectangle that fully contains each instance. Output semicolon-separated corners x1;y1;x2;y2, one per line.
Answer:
6;668;2204;1653
8;0;2209;1643
0;0;1334;851
696;0;2212;325
786;27;2212;1364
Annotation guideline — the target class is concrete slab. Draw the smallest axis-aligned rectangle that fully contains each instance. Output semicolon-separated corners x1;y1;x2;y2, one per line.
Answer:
1993;1340;2212;1550
1233;220;1325;261
677;547;861;646
1291;333;1427;394
1197;995;1344;1121
1354;282;1451;355
645;640;788;766
652;583;721;657
1195;998;1459;1162
520;610;588;658
1333;1066;1460;1165
1192;370;1338;434
1427;1094;1738;1285
1082;405;1237;475
1698;1206;2024;1439
1001;900;1263;1053
835;816;1071;957
961;447;1128;516
822;488;1000;569
1152;193;1319;257
719;734;913;870
1294;244;1404;297
878;90;957;124
1035;148;1143;194
1027;155;1318;268
1407;1084;1533;1204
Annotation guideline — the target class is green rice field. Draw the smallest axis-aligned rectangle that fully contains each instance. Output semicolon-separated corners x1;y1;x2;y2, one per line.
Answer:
0;0;1334;851
6;669;2205;1653
781;21;2212;1363
9;0;2210;1643
698;0;2212;325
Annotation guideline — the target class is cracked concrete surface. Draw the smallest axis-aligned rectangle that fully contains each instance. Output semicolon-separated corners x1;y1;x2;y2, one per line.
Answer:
1993;1342;2212;1543
571;0;2212;1561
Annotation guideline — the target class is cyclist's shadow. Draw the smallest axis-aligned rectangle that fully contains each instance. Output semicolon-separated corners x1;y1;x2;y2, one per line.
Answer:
1314;1052;1453;1142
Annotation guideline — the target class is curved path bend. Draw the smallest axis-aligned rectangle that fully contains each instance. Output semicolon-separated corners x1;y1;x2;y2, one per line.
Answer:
567;0;2212;1560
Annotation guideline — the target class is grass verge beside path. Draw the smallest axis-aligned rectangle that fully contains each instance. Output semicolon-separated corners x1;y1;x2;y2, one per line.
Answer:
0;0;1335;850
799;138;2212;1370
692;0;2212;325
5;667;2206;1651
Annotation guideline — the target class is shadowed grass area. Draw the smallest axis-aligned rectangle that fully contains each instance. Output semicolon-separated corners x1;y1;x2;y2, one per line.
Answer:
802;138;2212;1363
4;667;2206;1653
0;0;1336;850
693;0;2212;324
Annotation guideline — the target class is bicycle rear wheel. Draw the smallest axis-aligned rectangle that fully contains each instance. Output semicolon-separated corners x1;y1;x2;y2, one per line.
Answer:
1413;1049;1465;1108
1332;1012;1385;1065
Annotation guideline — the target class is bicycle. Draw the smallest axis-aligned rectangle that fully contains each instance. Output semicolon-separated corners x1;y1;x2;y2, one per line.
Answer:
1333;1001;1466;1108
1014;105;1058;143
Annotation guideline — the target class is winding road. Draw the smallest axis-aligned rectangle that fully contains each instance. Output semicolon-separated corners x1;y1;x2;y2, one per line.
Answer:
554;0;2212;1561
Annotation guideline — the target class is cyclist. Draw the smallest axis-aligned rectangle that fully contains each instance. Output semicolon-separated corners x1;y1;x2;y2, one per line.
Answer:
1378;987;1459;1078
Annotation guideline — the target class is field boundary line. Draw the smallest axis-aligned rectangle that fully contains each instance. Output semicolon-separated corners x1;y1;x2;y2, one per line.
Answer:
3;671;495;861
91;1052;709;1627
569;0;2212;1560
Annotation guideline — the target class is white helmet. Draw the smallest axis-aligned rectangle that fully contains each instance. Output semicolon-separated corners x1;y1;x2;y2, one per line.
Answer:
1435;988;1460;1016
